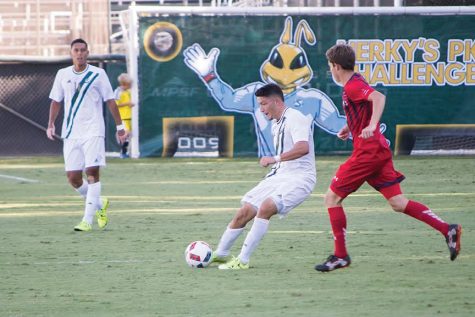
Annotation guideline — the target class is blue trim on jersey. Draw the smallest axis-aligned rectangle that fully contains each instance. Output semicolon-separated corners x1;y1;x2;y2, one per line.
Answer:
65;73;100;138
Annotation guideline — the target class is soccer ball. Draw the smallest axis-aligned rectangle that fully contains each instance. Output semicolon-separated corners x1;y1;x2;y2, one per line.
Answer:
184;241;212;268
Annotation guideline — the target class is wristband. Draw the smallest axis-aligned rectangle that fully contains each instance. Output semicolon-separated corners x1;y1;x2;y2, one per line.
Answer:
116;124;125;131
273;155;281;163
203;72;217;83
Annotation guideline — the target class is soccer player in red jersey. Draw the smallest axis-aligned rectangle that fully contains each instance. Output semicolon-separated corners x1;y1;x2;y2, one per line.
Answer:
315;44;462;272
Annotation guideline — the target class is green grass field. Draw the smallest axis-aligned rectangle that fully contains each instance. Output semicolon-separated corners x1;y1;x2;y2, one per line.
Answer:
0;156;474;317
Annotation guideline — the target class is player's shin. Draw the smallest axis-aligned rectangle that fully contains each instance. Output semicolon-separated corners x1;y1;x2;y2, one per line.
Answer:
75;178;88;199
238;217;269;264
403;200;449;235
215;226;244;257
328;206;348;258
83;182;101;224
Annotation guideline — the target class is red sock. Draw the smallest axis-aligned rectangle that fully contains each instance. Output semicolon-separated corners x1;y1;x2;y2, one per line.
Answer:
328;206;348;258
404;200;449;236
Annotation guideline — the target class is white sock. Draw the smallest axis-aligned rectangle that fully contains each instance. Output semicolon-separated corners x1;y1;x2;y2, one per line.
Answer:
75;179;88;199
238;218;270;264
215;226;245;257
82;182;101;224
76;179;103;208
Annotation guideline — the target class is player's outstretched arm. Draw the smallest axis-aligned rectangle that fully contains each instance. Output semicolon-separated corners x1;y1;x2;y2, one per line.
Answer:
106;99;127;143
260;141;309;167
47;100;61;140
359;91;386;139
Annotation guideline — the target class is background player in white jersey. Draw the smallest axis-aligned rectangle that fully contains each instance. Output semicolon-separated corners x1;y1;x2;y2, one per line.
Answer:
47;38;127;232
212;83;316;269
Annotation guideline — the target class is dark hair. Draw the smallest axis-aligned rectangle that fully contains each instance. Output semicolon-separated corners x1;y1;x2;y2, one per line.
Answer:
255;83;284;101
326;44;355;70
71;38;88;49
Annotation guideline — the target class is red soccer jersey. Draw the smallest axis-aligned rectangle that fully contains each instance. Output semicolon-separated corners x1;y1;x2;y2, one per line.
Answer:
331;73;403;198
342;73;379;149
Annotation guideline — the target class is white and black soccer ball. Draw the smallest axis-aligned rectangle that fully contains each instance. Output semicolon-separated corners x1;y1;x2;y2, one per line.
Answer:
184;241;212;268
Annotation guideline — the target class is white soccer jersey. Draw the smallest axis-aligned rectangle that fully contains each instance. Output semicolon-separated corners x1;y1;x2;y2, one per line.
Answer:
266;107;316;178
49;64;115;139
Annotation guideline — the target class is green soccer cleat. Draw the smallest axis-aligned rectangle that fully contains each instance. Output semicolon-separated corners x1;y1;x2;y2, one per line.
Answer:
74;221;92;232
210;252;231;264
218;256;249;270
96;197;109;229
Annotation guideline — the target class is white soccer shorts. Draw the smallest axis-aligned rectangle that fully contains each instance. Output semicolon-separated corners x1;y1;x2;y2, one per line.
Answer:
63;136;106;171
241;173;315;216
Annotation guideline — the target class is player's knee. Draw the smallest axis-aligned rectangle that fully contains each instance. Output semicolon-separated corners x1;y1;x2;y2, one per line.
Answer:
85;167;100;183
68;178;82;188
391;204;405;213
86;174;99;184
257;198;278;220
388;195;407;212
324;190;341;207
66;173;82;188
230;205;256;228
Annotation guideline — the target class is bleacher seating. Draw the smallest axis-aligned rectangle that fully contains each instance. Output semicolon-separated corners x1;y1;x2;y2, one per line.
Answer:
0;0;109;56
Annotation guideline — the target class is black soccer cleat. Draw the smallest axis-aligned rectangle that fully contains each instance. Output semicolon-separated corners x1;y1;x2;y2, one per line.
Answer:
446;224;462;261
315;254;351;272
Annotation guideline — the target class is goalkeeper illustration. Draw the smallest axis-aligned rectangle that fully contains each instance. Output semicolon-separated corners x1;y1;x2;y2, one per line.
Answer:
184;17;347;156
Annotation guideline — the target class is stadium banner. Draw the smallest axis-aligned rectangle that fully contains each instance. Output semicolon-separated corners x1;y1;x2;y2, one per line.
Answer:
137;14;475;157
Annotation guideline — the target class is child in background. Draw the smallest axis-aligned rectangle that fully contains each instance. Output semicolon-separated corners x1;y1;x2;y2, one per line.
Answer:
114;73;134;158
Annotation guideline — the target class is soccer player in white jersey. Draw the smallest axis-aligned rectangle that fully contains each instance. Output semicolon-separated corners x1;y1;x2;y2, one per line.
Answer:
213;83;316;269
47;38;127;232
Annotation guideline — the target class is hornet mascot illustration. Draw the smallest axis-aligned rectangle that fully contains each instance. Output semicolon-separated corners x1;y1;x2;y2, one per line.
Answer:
183;17;347;157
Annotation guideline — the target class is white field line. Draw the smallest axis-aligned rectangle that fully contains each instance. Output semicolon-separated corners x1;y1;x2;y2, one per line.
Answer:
268;230;402;235
0;200;214;209
2;254;472;266
0;160;340;170
269;230;326;234
139;180;257;184
47;195;244;200
0;207;236;217
1;192;472;209
0;174;39;183
312;192;475;198
19;191;475;203
0;206;465;218
100;160;339;167
0;259;155;266
0;202;83;209
0;164;63;169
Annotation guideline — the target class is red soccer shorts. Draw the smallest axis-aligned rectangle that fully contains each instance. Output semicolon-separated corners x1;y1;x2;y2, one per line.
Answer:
330;155;405;199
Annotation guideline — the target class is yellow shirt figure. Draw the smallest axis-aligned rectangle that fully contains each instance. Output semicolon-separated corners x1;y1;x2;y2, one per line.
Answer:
114;73;134;158
115;87;133;131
